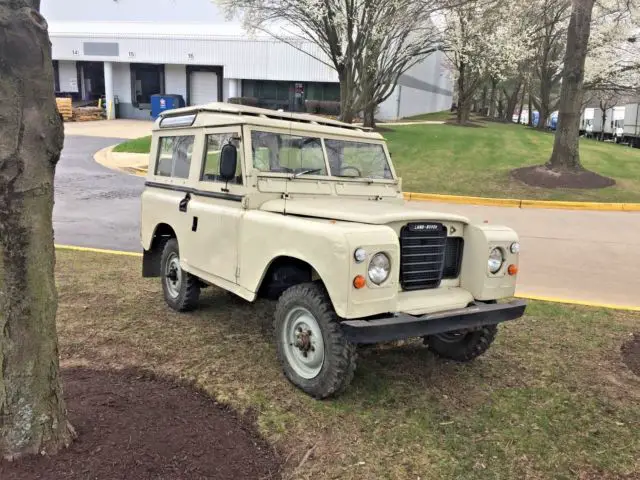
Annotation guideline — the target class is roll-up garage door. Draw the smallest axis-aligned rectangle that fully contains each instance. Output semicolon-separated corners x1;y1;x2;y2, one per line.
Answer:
190;71;219;106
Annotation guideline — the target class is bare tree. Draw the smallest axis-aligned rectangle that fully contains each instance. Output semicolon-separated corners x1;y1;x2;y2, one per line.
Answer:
219;0;442;125
0;0;75;460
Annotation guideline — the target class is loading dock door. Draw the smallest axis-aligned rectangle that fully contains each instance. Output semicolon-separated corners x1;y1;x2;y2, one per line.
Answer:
190;71;219;106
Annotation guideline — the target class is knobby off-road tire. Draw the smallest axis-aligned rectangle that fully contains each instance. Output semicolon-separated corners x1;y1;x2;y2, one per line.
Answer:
274;283;357;399
424;325;498;362
161;238;201;312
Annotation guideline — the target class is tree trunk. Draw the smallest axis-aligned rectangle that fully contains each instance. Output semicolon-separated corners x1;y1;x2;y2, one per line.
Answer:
528;94;533;127
0;0;74;460
487;77;498;118
548;0;596;171
518;83;526;124
363;103;376;129
504;82;522;122
338;69;355;123
600;107;607;141
456;64;471;124
480;85;488;116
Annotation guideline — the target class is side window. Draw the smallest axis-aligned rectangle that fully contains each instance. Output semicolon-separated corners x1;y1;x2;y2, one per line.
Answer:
156;136;194;179
250;131;326;174
201;133;243;184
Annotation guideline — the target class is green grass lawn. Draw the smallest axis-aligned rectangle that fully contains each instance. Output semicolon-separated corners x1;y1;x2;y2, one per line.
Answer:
112;121;640;202
401;109;456;122
112;135;152;153
385;121;640;202
56;251;640;479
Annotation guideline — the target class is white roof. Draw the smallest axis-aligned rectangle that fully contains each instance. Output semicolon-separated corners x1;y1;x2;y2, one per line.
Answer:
158;102;381;139
48;21;276;40
49;22;272;39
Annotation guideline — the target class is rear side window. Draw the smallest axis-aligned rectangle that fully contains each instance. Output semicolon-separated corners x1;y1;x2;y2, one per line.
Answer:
201;133;243;184
156;136;195;179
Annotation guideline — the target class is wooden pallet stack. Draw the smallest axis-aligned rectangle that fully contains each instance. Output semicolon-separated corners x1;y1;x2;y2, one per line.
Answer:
55;97;73;121
72;106;104;122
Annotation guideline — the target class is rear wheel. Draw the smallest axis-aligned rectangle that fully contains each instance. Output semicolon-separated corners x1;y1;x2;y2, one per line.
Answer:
274;283;357;399
161;238;201;312
424;325;498;362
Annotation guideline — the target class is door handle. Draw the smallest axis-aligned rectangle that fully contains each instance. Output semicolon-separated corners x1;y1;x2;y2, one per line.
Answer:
179;193;191;213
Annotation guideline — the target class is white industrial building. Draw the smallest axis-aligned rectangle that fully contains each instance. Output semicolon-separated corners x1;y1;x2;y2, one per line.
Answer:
43;0;453;121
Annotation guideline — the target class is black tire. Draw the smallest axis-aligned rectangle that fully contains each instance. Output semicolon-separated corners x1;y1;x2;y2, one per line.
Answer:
274;283;356;399
160;238;201;312
424;325;498;362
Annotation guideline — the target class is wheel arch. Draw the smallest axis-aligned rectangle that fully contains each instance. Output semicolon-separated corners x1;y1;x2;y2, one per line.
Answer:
142;223;178;278
256;255;325;301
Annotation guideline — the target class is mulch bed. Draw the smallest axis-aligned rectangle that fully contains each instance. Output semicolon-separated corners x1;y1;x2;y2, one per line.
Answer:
0;368;281;480
622;333;640;377
511;165;616;189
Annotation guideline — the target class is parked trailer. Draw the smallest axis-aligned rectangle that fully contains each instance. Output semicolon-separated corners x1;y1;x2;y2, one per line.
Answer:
581;108;594;136
622;103;640;147
612;106;625;143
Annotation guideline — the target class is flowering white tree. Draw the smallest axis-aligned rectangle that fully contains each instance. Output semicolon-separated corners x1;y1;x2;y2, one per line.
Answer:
218;0;445;126
441;0;532;124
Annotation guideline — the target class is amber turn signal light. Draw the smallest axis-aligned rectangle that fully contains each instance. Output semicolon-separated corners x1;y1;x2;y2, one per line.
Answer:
353;275;366;289
508;264;518;276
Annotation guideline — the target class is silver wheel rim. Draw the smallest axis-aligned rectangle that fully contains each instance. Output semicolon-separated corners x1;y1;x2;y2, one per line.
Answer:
282;307;325;379
164;252;182;299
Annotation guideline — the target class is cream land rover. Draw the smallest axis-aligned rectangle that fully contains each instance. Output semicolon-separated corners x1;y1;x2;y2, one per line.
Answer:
141;103;526;399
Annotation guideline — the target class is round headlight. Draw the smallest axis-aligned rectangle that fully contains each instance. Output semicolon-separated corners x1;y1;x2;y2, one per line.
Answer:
510;242;520;254
488;247;504;274
354;248;367;263
368;253;391;285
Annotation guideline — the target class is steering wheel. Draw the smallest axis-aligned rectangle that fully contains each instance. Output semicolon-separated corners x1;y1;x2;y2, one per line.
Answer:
271;166;294;173
339;166;362;177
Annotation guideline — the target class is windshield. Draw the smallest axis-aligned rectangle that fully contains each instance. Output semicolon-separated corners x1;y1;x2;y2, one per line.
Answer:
324;139;392;179
251;130;393;180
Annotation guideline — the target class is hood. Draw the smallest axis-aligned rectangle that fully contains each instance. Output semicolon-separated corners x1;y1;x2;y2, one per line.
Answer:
260;198;469;225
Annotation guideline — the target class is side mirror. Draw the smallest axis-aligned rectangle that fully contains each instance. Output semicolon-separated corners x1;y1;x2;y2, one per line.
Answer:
219;144;238;182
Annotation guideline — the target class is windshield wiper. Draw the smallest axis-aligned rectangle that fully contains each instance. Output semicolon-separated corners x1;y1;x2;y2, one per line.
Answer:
292;168;323;178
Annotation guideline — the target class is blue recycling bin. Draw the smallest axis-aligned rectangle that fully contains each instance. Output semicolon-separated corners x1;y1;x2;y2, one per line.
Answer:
151;94;185;119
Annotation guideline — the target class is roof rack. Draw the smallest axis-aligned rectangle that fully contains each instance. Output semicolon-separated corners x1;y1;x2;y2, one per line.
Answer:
161;102;372;132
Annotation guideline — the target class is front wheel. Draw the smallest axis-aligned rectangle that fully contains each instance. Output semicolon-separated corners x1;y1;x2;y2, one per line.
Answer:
424;325;498;362
274;283;357;399
160;238;201;312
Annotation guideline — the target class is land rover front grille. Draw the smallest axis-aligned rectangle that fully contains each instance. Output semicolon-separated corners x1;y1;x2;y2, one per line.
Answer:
400;222;463;291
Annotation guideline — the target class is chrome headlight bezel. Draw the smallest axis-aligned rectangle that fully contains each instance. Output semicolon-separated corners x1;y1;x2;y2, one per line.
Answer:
368;252;391;285
488;247;505;274
354;248;367;263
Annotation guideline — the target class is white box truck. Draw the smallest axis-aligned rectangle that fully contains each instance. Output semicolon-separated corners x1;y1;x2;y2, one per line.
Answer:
612;106;625;143
622;103;640;147
581;108;595;137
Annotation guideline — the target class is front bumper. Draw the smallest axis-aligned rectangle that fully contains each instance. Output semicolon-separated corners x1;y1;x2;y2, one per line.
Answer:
340;300;527;344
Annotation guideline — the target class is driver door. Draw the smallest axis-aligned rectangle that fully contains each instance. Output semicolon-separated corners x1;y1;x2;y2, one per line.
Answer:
182;127;245;284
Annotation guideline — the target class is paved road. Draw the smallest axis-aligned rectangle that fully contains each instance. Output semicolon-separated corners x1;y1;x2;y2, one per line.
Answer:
54;135;640;309
54;136;144;251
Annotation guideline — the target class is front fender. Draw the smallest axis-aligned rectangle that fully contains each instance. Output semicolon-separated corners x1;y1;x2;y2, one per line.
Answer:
239;211;398;318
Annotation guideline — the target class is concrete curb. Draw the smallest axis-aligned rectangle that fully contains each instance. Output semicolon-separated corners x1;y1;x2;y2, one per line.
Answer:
404;192;640;212
94;146;148;177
